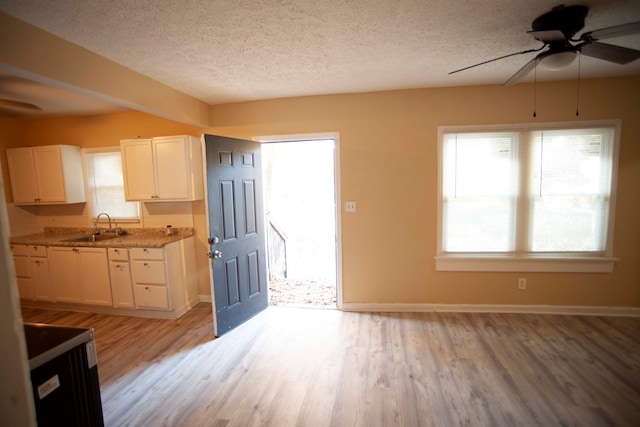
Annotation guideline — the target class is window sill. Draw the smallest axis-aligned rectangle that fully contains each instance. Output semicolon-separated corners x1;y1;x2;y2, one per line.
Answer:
435;254;617;273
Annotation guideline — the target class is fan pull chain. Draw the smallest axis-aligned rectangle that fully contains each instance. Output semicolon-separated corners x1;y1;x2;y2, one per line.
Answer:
576;52;581;117
533;63;537;118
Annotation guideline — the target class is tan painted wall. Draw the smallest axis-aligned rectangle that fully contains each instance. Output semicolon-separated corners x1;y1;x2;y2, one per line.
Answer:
207;76;640;308
1;76;639;307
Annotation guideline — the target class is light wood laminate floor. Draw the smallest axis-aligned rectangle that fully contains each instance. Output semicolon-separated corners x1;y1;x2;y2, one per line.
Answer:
22;304;640;426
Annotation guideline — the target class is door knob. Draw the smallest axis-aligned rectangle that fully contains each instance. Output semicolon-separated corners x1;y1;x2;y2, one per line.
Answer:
213;250;223;259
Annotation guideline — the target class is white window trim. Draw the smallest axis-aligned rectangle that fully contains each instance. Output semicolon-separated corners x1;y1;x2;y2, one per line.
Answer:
436;120;620;273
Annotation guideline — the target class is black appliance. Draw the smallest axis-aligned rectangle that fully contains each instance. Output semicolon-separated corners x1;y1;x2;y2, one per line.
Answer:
23;323;104;427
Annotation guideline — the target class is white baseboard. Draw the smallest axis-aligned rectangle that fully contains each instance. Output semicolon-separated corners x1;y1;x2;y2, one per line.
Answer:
198;295;212;303
340;303;640;317
21;300;188;319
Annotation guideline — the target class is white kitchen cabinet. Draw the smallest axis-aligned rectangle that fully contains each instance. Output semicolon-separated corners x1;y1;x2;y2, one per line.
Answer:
108;248;135;308
120;135;203;202
30;246;52;301
13;237;197;318
130;247;169;309
11;244;52;301
11;244;33;299
49;247;81;303
6;145;86;204
49;247;112;306
129;239;197;314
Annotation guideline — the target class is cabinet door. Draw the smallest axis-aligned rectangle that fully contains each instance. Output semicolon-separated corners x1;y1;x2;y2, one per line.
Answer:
110;262;135;308
153;136;191;200
79;248;112;306
17;278;34;300
14;256;33;299
121;139;156;200
33;147;66;202
6;149;39;203
32;258;52;301
49;247;82;303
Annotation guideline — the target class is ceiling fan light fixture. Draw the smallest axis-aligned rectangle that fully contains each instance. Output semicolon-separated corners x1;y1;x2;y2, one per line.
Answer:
539;50;578;70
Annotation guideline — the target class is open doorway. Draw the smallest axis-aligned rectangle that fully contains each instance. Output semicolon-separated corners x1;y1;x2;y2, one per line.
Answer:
261;138;338;308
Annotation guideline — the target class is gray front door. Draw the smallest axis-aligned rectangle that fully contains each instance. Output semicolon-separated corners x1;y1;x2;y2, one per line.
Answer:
205;134;268;336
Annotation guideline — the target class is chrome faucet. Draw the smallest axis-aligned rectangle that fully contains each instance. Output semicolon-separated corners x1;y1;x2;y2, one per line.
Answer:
95;212;113;233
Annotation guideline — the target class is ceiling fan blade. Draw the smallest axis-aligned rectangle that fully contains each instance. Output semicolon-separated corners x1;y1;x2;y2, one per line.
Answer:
502;57;539;87
581;21;640;42
580;42;640;64
448;48;542;75
0;99;42;111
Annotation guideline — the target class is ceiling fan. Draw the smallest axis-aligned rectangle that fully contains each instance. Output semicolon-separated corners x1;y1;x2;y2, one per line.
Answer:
0;99;42;112
449;4;640;86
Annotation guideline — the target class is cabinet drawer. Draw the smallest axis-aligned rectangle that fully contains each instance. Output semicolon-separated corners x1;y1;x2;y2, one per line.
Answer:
134;285;169;309
11;245;27;256
131;260;166;284
108;247;129;261
14;257;31;278
28;245;47;257
130;247;164;261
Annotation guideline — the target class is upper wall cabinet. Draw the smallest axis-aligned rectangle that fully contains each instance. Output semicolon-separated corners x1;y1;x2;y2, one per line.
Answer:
120;135;203;202
6;145;86;205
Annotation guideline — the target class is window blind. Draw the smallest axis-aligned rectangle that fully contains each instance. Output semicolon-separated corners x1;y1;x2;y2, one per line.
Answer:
529;128;613;252
85;150;140;221
442;132;518;252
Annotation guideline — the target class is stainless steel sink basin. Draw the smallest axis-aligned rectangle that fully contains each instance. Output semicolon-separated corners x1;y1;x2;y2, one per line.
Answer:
62;234;120;243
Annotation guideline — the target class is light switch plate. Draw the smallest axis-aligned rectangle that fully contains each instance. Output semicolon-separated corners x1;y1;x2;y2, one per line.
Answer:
345;201;357;212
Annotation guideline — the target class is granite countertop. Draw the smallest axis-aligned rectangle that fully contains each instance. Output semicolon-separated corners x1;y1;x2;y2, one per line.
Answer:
10;227;194;248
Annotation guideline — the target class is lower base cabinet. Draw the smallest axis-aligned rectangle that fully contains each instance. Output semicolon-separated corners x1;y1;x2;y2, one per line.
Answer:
108;248;135;308
15;237;197;318
130;247;170;310
49;247;112;306
11;245;52;301
32;257;52;301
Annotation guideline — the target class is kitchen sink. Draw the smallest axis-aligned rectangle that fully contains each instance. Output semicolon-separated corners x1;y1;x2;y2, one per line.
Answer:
62;233;121;243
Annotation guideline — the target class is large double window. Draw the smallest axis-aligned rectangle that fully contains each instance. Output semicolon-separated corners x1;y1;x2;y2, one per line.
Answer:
437;121;619;272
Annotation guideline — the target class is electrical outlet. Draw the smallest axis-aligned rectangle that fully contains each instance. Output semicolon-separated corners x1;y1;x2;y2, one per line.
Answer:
518;278;527;290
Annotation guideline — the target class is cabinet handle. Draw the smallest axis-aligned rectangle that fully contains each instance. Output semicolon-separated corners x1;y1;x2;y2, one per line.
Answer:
143;248;149;253
145;286;150;291
143;262;148;267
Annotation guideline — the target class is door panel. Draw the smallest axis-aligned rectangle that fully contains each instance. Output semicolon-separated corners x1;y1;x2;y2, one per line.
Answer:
220;180;237;241
224;257;241;307
205;134;268;336
243;180;257;235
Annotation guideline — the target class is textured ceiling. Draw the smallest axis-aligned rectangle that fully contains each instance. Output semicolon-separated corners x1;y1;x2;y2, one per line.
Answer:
1;0;639;112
